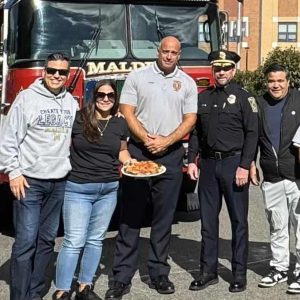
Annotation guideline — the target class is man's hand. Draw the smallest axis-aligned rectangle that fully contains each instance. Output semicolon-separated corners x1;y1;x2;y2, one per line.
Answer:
249;161;260;186
235;166;249;187
123;158;137;166
187;163;199;181
144;134;170;154
9;175;30;200
115;111;125;118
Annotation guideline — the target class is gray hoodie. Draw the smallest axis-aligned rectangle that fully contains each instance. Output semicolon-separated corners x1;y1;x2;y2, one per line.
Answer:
0;78;78;180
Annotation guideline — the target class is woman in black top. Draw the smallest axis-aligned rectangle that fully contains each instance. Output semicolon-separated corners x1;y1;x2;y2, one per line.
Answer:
53;80;132;300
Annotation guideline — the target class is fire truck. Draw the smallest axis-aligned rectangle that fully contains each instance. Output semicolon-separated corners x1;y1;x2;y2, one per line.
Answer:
0;0;223;220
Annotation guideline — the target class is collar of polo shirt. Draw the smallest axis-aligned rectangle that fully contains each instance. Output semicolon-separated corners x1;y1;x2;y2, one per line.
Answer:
153;62;179;77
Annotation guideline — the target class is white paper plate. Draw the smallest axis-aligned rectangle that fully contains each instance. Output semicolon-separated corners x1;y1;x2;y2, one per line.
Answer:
121;165;166;178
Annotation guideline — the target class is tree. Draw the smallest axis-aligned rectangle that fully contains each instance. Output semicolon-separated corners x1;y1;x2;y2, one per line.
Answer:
235;47;300;96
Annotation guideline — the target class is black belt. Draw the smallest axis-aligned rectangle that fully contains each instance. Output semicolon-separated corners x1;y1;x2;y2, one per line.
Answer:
202;150;241;160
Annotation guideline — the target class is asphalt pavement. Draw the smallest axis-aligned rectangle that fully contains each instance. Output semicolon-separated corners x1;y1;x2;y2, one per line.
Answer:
0;184;298;300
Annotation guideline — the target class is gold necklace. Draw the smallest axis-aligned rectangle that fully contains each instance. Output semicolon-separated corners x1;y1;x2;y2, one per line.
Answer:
97;119;110;136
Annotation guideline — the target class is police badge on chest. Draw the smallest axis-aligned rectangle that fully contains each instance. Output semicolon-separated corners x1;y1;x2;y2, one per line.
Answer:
227;95;236;104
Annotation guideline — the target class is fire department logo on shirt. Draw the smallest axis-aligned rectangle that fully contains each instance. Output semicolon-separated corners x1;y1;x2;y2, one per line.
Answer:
248;97;258;113
173;80;182;91
227;94;236;104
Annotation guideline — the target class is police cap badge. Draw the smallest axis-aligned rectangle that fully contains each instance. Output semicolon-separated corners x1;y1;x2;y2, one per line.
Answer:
208;50;241;67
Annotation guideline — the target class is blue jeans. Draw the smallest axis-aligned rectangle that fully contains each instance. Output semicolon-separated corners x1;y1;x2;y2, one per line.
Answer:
10;176;66;300
55;180;118;290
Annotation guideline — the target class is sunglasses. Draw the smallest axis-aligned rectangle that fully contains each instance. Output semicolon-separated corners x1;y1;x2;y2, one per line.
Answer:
95;92;115;101
45;67;69;76
213;66;234;72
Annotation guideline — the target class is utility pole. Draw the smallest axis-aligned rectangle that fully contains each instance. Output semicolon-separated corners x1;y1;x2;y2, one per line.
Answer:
236;0;243;69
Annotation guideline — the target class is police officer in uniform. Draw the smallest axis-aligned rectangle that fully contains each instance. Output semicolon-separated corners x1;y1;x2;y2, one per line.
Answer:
187;50;258;293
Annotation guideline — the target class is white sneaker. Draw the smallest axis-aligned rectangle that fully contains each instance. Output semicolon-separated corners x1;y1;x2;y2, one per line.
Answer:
287;273;300;294
258;267;288;288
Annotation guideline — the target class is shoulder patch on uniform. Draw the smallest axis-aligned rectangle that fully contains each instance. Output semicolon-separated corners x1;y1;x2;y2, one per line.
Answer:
248;97;258;113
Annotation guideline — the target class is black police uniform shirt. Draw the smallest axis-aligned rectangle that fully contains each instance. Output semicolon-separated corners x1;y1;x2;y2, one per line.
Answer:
188;81;258;169
67;112;129;183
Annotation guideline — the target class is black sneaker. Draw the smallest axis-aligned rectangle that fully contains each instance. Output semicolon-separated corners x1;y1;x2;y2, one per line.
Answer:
75;285;102;300
287;272;300;294
52;290;71;300
104;281;131;300
258;267;288;288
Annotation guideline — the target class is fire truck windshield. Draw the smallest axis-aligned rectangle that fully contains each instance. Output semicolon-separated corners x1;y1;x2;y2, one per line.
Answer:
8;2;127;61
130;4;216;60
6;0;220;65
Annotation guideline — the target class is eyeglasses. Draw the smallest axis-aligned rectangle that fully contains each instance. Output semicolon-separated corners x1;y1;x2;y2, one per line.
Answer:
45;67;69;76
95;92;115;101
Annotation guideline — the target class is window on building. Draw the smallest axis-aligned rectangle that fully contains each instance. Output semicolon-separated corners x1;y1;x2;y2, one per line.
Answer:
226;18;248;43
278;23;297;42
198;22;205;42
198;17;209;43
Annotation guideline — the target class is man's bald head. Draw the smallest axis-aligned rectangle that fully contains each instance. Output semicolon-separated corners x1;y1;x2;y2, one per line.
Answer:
158;36;181;52
157;36;181;75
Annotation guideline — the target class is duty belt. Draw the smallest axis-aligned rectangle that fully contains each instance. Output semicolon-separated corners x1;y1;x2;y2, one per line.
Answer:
202;150;241;160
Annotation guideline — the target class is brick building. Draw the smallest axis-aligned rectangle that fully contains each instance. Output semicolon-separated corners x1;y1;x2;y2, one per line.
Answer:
218;0;300;71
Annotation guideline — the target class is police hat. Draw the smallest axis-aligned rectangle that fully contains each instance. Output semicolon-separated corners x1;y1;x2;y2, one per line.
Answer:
208;50;240;67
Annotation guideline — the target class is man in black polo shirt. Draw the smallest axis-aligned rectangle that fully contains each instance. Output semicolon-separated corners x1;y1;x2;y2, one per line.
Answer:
187;50;258;293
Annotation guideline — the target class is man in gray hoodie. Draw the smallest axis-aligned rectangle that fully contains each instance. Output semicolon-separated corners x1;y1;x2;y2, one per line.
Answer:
0;53;78;300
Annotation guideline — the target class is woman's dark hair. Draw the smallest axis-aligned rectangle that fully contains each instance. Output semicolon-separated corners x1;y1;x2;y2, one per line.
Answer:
80;79;119;143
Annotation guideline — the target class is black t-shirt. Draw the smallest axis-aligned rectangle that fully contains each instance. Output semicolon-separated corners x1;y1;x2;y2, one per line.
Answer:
67;113;129;183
